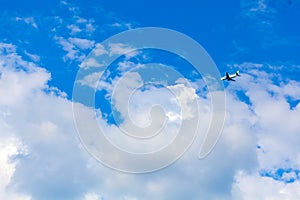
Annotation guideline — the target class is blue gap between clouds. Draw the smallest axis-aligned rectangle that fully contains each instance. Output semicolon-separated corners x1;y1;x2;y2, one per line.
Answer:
260;168;300;183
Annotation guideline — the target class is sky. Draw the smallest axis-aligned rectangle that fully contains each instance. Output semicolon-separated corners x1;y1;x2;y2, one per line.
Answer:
0;0;300;199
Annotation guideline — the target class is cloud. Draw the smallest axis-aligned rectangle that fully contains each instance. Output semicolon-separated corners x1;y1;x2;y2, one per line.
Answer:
241;0;273;16
60;0;79;14
93;44;107;56
78;71;104;89
67;24;82;35
232;171;300;200
0;138;31;200
225;63;300;199
228;66;300;169
1;41;300;199
240;0;279;35
68;38;95;50
101;72;195;153
57;2;97;36
79;58;105;69
82;193;102;200
15;17;38;29
0;43;16;54
75;51;300;197
24;51;40;62
72;60;256;197
110;22;133;30
67;19;96;36
0;43;96;199
108;43;139;59
248;0;268;13
54;36;95;62
54;36;80;61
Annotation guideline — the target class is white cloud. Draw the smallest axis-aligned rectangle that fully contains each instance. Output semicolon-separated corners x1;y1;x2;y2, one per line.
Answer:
93;61;143;93
249;0;267;13
73;61;256;197
68;38;95;50
108;43;139;59
116;61;143;72
1;42;300;199
93;44;107;56
102;73;191;153
0;43;94;199
75;59;300;196
67;24;82;35
167;83;198;120
86;23;96;33
240;0;277;32
79;58;104;69
24;51;40;62
110;22;133;30
232;171;300;200
54;36;79;61
67;20;96;35
241;0;273;16
78;71;103;89
228;67;300;170
82;192;102;200
0;46;49;107
15;17;38;29
225;63;300;199
0;43;16;53
60;0;68;6
75;17;88;24
54;36;95;62
60;0;79;14
0;138;31;200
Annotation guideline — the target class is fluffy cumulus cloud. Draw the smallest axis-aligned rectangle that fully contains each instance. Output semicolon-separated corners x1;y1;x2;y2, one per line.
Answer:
0;43;96;199
1;41;300;199
232;171;300;200
227;63;300;199
0;138;30;200
73;60;300;199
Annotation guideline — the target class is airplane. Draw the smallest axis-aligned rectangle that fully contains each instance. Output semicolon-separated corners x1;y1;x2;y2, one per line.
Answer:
221;71;240;81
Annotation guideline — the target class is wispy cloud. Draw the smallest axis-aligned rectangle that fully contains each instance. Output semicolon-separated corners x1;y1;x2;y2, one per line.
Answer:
241;0;274;16
241;0;276;30
15;17;38;29
54;36;95;62
110;22;133;30
108;43;139;59
54;36;81;61
24;51;40;62
248;0;268;13
60;0;79;14
67;24;82;35
68;38;95;50
67;19;96;36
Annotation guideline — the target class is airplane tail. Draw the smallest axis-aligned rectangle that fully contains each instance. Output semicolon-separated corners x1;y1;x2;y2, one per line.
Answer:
236;70;240;76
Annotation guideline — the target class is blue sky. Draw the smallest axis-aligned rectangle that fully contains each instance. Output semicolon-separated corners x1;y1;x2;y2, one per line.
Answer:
0;0;300;199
